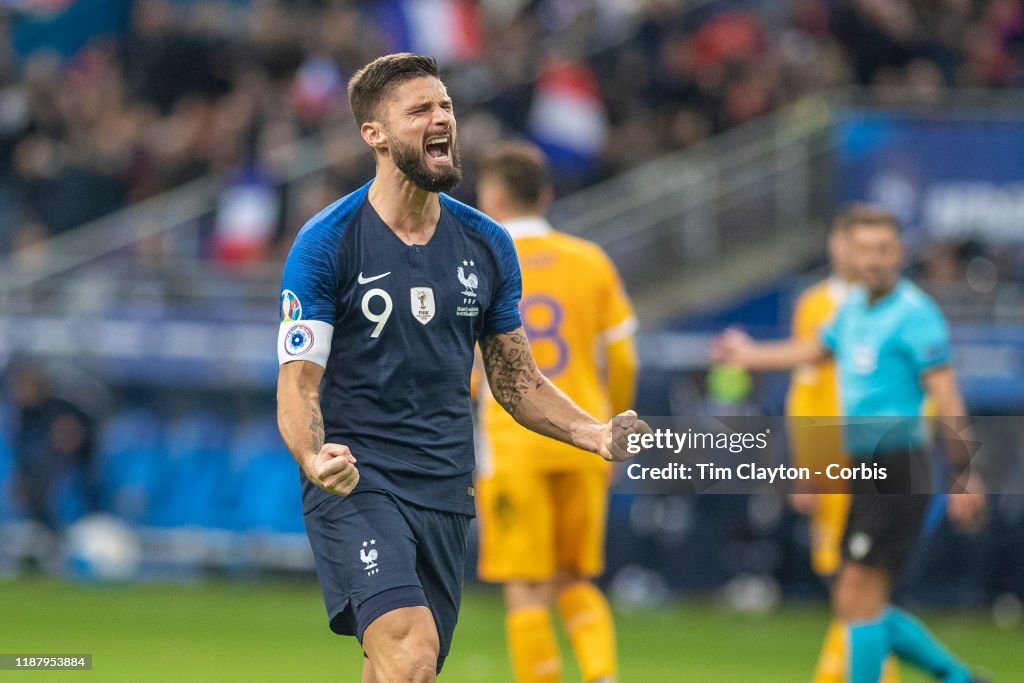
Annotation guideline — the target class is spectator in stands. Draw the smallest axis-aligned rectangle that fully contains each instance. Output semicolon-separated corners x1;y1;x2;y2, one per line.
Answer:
6;362;97;533
3;0;1024;259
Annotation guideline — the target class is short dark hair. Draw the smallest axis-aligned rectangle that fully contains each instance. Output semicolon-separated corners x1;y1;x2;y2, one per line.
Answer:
478;141;551;208
347;53;440;125
834;203;901;235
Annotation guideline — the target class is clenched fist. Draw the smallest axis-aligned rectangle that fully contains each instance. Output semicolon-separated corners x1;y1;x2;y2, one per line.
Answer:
310;443;360;497
599;410;653;462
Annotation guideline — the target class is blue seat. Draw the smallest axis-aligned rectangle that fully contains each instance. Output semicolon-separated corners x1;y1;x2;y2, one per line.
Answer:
150;413;232;528
51;466;88;528
0;433;20;522
94;409;166;524
99;409;164;456
229;420;303;533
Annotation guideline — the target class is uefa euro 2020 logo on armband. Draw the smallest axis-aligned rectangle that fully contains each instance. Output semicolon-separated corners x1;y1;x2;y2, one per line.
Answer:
281;289;302;322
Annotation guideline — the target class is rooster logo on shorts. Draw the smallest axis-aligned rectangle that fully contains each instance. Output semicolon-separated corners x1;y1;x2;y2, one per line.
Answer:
361;539;379;575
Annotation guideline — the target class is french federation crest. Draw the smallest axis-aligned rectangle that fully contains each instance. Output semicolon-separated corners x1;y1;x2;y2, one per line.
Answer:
410;287;435;325
457;261;478;298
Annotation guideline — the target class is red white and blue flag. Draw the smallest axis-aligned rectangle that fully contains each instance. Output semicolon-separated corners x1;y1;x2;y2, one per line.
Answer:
375;0;482;65
527;58;608;173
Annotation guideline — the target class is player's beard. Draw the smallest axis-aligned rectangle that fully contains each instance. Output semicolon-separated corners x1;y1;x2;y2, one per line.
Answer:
390;134;463;193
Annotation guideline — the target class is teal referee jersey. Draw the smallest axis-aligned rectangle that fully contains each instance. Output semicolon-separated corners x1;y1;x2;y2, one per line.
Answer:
820;279;953;457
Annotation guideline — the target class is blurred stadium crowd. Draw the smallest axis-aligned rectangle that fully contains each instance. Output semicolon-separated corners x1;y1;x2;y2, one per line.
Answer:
3;0;1024;261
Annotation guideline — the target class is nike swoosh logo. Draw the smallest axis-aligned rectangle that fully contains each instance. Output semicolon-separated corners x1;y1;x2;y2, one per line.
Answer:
357;271;391;284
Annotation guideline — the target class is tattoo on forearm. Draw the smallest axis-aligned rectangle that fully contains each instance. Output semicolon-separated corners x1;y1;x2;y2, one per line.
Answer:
481;331;539;416
308;396;324;454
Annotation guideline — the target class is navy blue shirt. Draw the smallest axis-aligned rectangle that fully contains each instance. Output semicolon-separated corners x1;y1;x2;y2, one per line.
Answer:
278;182;523;516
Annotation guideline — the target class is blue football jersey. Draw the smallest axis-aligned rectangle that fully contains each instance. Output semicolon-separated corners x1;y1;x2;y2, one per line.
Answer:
278;182;523;515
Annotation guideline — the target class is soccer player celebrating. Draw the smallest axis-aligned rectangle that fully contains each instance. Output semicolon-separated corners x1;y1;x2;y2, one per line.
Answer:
713;205;987;683
275;53;651;683
474;142;637;683
786;210;899;682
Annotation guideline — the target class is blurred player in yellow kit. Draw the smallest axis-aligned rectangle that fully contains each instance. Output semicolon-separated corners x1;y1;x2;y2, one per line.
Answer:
787;214;898;683
787;219;855;578
474;141;637;683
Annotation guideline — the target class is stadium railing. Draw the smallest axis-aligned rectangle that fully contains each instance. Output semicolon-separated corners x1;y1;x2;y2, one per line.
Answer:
5;89;1024;355
0;92;836;318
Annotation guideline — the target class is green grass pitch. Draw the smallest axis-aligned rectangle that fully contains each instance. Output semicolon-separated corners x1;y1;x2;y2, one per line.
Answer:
1;578;1020;681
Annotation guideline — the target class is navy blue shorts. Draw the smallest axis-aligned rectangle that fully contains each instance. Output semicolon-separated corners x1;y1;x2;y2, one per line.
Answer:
303;489;471;672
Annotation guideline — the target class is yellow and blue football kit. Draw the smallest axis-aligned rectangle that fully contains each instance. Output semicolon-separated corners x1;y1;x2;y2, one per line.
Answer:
476;216;637;583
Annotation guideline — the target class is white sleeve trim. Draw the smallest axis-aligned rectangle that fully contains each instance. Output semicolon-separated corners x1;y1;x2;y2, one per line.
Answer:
278;320;334;368
600;316;638;344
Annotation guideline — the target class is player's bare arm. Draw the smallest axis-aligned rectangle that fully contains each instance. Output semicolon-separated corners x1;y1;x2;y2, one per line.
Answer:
710;326;828;370
277;360;359;496
922;365;986;528
479;327;651;462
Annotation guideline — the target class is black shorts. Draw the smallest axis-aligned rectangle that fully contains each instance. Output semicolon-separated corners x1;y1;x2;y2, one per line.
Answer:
841;449;932;575
303;489;471;672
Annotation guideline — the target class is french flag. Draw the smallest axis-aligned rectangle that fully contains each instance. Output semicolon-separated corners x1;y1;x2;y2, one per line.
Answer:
212;167;280;264
528;58;608;173
375;0;482;65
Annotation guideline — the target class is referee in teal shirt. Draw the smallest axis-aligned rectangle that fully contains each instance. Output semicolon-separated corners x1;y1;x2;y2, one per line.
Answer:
713;204;987;683
821;277;951;466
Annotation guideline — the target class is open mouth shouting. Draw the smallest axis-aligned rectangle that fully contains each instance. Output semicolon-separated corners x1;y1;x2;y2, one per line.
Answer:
391;126;462;192
425;134;452;162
